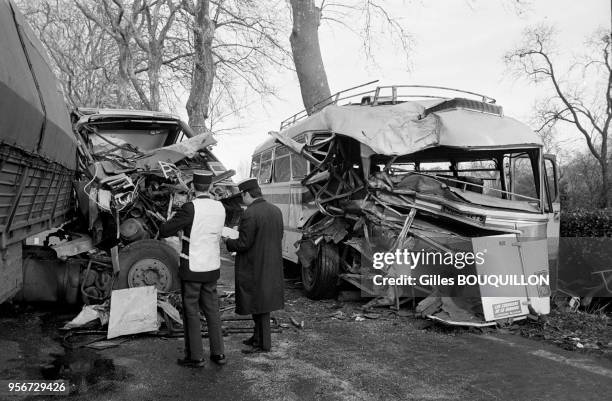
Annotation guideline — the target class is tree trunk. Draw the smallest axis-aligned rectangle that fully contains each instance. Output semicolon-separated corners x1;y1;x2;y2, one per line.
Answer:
186;0;215;135
599;131;610;207
600;159;610;208
147;46;162;111
117;45;132;107
289;0;331;115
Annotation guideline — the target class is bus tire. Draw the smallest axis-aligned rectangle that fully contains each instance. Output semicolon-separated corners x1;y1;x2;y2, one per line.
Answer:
302;243;339;299
116;239;180;292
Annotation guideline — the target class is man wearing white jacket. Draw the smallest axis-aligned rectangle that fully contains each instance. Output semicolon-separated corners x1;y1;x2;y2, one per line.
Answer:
159;170;226;367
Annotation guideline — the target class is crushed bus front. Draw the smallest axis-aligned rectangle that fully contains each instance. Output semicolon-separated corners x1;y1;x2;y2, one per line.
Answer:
255;85;559;326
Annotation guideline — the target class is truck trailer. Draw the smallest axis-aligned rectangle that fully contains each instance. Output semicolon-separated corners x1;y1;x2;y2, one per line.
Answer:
0;0;77;302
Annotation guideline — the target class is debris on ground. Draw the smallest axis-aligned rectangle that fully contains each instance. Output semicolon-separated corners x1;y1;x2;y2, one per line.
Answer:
62;301;110;329
157;299;182;326
290;316;305;329
107;286;159;339
517;309;612;355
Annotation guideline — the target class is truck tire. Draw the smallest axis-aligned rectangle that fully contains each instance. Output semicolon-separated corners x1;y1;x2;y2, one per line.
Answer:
116;239;180;292
302;243;339;299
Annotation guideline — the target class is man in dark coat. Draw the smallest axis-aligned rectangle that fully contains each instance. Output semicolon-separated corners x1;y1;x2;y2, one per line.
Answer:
224;178;284;353
159;171;226;367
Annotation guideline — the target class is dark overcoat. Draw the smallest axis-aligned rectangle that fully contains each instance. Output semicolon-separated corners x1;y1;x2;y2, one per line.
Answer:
225;198;284;315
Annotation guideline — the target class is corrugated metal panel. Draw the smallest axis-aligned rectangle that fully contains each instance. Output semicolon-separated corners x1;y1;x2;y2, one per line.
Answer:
0;145;74;249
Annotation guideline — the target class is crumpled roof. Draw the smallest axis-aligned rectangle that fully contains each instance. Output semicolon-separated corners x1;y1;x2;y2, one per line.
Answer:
74;108;200;139
135;133;217;170
269;101;542;156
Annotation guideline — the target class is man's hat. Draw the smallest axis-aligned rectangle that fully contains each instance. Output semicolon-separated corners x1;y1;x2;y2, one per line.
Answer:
237;177;259;192
193;170;213;186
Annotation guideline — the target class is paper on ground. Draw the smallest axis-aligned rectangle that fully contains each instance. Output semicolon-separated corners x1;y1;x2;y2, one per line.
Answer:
107;286;159;339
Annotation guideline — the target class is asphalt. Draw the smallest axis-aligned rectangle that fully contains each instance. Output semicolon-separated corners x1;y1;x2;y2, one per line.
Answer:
1;257;611;401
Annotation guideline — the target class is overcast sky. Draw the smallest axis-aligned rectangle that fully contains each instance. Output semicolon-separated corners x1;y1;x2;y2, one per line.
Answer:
205;0;610;179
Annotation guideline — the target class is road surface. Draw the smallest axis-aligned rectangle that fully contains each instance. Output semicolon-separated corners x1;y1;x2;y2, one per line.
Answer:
1;257;611;401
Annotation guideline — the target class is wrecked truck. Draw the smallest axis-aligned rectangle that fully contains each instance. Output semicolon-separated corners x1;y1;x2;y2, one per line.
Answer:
1;0;240;306
254;84;560;325
18;108;239;304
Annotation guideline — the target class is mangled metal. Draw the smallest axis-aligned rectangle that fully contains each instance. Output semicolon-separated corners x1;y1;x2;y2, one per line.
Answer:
19;108;241;305
267;84;558;325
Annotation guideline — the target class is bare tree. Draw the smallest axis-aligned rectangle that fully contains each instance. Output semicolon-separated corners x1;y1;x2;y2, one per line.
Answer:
75;0;184;110
17;0;139;108
74;0;137;107
505;24;612;207
21;0;291;132
560;151;603;209
288;0;412;114
181;0;291;134
130;0;182;110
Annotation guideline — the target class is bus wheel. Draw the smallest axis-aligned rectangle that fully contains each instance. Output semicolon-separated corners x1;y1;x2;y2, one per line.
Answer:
116;239;180;292
302;243;339;299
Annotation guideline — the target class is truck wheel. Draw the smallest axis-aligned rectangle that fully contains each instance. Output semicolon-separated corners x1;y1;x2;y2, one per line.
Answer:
302;243;339;299
116;239;180;292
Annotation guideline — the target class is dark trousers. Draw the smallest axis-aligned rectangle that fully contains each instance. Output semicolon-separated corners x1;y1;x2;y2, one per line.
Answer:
252;312;271;351
181;280;224;360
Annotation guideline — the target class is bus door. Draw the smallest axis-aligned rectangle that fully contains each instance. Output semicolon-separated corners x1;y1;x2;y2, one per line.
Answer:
283;184;303;263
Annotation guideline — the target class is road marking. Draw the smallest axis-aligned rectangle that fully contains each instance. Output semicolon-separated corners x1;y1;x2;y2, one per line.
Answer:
478;335;612;379
478;335;517;346
529;349;612;379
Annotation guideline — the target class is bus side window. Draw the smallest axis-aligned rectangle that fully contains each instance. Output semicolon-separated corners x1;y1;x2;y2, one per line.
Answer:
274;146;291;182
259;149;273;184
291;154;307;180
250;154;261;180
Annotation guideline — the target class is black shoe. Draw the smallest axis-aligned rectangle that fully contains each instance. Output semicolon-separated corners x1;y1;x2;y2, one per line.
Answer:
210;354;227;365
177;357;205;368
241;347;270;355
242;336;259;347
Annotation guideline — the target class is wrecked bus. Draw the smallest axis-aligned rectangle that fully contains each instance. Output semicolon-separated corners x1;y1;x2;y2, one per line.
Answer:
252;84;560;325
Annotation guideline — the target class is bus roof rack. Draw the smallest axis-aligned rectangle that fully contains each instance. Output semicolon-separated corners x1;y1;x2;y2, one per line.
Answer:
280;83;498;130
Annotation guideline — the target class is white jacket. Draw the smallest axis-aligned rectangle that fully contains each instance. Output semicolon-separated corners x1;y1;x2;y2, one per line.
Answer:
188;198;226;272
